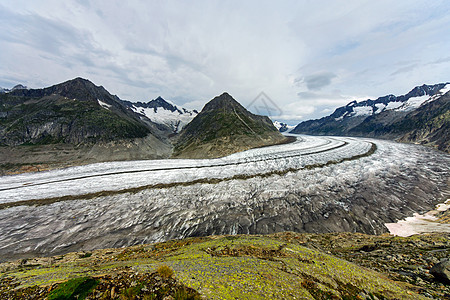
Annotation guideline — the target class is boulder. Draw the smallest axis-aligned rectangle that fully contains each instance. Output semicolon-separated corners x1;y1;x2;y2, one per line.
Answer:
430;259;450;284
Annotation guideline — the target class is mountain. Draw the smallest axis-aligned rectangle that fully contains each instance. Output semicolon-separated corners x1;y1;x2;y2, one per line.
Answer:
11;84;28;91
0;78;173;172
273;120;295;132
291;83;450;152
173;92;287;158
0;77;167;146
123;96;198;133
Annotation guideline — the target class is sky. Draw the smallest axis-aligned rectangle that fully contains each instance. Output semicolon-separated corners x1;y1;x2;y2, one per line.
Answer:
1;0;449;124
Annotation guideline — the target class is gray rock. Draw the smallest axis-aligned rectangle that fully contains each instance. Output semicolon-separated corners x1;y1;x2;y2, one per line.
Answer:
430;259;450;284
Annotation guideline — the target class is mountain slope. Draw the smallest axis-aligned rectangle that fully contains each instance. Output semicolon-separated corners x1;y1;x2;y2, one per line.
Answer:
0;77;169;146
2;233;444;299
291;83;450;152
0;78;173;173
173;92;287;158
123;96;198;133
395;93;450;152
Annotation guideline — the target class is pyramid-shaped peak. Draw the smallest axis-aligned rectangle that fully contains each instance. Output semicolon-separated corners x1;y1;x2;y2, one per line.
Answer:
202;92;246;113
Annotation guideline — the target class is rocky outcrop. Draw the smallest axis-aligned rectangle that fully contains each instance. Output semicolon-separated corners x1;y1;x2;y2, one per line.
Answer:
173;92;287;158
430;259;450;284
395;92;450;152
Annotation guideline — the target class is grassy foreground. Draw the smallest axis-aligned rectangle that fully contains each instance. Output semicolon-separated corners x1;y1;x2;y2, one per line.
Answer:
1;232;448;299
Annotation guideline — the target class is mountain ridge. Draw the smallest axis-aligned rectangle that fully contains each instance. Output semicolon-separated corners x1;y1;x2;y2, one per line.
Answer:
123;96;198;133
291;82;450;152
0;77;165;146
0;78;174;174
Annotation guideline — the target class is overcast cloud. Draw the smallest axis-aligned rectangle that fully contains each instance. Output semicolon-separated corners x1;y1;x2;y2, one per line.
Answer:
1;0;449;124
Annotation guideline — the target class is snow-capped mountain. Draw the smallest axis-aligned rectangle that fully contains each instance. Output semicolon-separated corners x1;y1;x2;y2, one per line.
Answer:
124;97;198;133
273;121;295;132
11;84;28;91
0;84;28;93
332;83;449;121
291;83;450;152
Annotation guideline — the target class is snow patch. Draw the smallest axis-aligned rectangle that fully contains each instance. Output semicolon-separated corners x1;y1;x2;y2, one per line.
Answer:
131;105;196;133
426;83;450;104
98;99;111;109
374;103;386;114
385;101;403;110
395;95;430;112
439;83;450;95
351;106;373;117
385;199;450;237
273;121;295;132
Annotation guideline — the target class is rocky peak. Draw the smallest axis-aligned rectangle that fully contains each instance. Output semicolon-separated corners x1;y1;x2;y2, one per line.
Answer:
147;96;179;112
7;77;116;105
11;84;27;91
202;92;247;113
173;92;285;158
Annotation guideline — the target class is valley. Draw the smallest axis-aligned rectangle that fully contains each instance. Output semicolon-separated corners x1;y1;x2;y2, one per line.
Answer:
0;134;448;263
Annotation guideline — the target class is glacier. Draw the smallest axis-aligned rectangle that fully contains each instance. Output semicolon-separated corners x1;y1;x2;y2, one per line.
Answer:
0;134;448;261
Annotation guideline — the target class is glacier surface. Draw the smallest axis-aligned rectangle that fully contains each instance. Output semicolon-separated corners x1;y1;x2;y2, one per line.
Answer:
0;134;448;261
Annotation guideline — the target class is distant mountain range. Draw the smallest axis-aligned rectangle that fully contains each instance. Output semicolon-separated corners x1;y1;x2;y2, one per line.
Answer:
173;92;286;158
0;78;286;172
291;83;450;152
2;77;448;171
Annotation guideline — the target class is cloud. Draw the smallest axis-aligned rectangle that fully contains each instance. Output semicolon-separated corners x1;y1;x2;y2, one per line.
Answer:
269;102;316;121
0;0;449;125
390;64;418;76
302;72;337;90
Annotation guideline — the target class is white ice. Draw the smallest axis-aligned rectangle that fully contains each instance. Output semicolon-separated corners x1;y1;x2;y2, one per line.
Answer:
0;135;373;203
131;105;197;132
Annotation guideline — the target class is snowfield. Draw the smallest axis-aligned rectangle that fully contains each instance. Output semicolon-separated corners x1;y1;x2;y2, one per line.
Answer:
0;134;448;261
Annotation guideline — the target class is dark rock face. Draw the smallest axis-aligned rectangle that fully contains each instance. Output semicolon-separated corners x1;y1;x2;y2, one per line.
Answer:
395;92;450;152
291;83;450;152
277;123;290;132
173;92;286;158
0;78;169;146
430;259;450;284
124;96;182;114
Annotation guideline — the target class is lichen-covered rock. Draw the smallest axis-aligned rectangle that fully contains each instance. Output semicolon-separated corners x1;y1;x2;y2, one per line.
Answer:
430;259;450;284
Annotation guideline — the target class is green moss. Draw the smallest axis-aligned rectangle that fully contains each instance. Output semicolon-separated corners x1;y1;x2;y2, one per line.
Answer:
1;235;427;299
47;276;97;300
